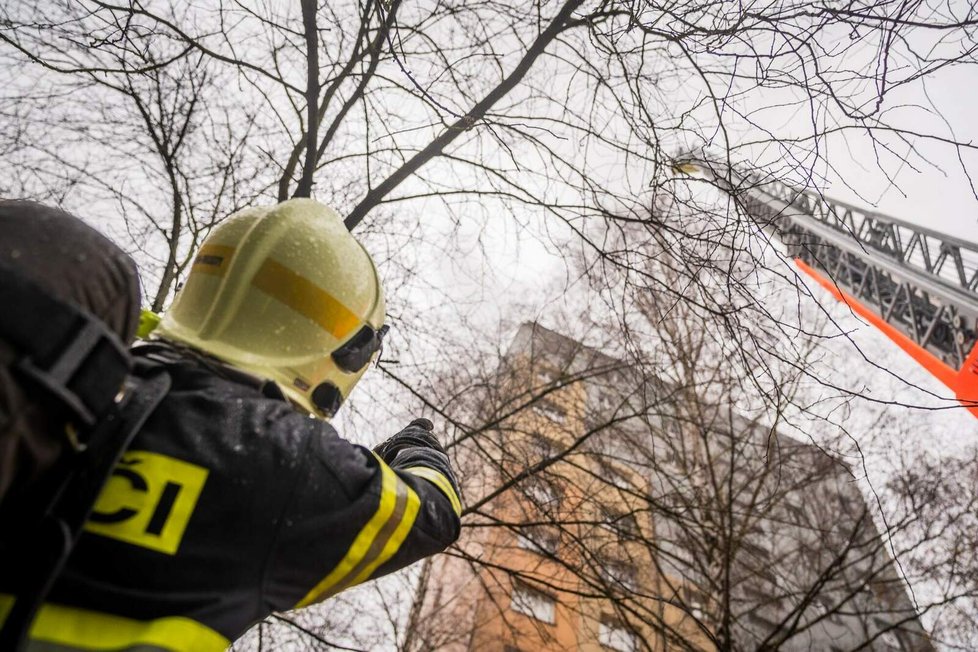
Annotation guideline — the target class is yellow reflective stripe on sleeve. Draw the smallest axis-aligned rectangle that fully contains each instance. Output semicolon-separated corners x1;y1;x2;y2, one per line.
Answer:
403;466;462;516
0;594;229;651
295;455;420;607
344;478;420;591
0;594;13;624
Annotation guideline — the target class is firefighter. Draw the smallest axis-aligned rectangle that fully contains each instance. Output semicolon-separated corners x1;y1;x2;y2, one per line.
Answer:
1;199;461;650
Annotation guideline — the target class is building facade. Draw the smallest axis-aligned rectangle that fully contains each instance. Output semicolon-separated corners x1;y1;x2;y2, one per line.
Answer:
412;323;931;651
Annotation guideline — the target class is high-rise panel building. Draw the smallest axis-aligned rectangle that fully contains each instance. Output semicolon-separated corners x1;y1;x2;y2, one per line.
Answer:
413;323;931;651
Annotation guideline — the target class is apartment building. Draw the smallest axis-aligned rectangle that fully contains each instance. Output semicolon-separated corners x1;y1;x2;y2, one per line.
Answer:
412;323;931;651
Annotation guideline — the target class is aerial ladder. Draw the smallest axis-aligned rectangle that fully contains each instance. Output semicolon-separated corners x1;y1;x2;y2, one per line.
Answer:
675;155;978;419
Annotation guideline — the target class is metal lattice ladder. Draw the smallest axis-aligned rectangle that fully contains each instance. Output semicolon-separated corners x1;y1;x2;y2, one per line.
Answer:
677;157;978;417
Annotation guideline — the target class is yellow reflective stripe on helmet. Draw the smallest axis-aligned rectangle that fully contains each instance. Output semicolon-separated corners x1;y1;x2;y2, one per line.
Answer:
252;258;361;340
0;594;229;651
192;244;236;276
403;466;462;517
295;455;420;607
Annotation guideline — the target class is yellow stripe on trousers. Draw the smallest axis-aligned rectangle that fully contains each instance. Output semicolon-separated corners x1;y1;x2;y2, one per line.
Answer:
403;466;462;516
0;594;229;651
295;455;420;607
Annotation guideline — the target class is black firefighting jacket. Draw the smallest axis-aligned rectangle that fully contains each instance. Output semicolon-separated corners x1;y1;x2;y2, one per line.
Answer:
0;346;461;650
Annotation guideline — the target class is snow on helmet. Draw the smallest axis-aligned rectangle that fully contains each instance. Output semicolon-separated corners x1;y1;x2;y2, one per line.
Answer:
156;199;386;418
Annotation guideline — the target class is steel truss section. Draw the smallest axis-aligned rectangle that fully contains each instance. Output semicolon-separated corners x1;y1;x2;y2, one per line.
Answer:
738;179;978;373
680;155;978;414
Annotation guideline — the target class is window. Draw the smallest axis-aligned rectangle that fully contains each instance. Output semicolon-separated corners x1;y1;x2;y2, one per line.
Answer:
873;620;904;650
590;389;629;421
647;436;678;468
784;501;808;524
877;631;901;650
601;506;639;538
602;463;632;490
531;401;566;424
601;560;639;593
517;526;559;555
524;478;561;509
741;540;770;561
661;417;682;438
654;533;689;574
593;390;615;412
536;368;557;385
599;619;637;652
810;596;832;617
511;582;556;624
680;586;705;621
526;433;556;459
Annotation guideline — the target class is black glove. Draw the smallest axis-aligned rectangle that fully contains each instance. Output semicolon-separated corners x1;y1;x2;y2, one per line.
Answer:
373;418;446;463
374;418;459;498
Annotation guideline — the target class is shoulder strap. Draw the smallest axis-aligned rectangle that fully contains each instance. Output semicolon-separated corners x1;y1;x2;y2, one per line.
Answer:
0;363;171;651
0;261;131;430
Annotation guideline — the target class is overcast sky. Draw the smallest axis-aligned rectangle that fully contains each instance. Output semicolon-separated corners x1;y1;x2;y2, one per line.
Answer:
821;62;978;242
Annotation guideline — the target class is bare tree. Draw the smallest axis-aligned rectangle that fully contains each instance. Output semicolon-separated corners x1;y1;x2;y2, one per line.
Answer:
3;0;978;649
383;199;978;651
1;2;263;307
400;322;973;650
4;0;975;301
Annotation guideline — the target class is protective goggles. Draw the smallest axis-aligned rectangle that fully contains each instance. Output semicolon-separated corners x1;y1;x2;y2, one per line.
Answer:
331;324;389;373
310;324;389;417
